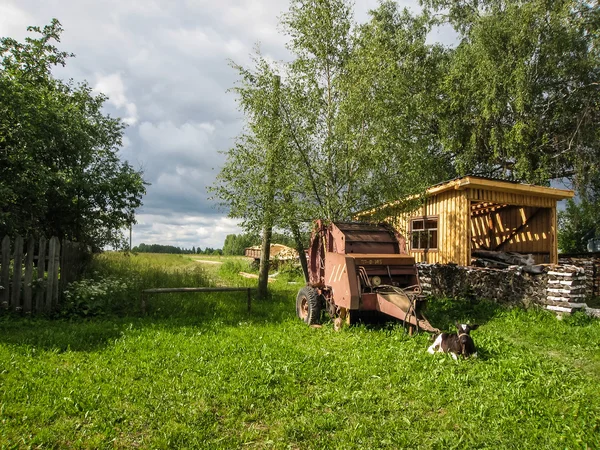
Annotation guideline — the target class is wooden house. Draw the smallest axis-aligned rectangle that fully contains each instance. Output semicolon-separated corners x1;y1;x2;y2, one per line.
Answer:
359;176;574;266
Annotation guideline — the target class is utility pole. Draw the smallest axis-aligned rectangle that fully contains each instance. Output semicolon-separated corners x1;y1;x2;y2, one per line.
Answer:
258;75;281;299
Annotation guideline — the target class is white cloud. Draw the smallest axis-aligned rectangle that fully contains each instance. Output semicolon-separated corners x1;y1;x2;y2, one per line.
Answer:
94;73;138;125
133;214;241;249
0;3;31;38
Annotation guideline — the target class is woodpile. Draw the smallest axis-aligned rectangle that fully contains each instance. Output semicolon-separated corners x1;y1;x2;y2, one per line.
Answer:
417;263;547;308
244;244;299;261
542;265;587;313
419;262;600;318
471;250;544;274
558;254;599;298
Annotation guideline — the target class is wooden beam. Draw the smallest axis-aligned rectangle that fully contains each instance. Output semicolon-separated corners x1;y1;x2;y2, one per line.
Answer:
471;203;510;216
494;208;542;251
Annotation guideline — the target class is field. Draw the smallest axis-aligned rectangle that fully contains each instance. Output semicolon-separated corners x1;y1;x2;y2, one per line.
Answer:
1;253;599;449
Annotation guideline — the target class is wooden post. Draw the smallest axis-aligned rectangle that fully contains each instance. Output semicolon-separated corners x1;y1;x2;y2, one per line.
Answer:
52;238;61;309
1;236;10;309
11;235;23;311
36;237;47;313
23;236;35;313
46;237;60;312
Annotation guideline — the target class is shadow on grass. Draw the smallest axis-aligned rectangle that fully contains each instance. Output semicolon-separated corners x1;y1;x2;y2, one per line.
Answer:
423;296;503;332
0;293;504;354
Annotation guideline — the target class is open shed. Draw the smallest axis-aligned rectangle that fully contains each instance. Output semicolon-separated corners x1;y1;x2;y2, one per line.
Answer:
360;176;574;266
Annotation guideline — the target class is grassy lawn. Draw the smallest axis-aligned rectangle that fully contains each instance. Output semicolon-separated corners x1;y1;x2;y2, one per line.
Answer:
1;254;599;448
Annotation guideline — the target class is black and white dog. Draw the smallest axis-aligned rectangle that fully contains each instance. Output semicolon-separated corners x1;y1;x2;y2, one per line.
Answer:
428;323;479;359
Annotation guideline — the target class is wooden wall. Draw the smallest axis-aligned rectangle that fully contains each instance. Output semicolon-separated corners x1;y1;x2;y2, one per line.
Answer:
389;190;470;265
386;187;559;266
467;188;557;264
471;206;552;262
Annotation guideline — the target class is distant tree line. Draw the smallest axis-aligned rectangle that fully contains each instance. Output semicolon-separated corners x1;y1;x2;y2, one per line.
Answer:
132;243;223;255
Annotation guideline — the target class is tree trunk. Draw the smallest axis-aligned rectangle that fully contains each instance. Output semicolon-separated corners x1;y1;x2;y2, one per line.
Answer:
291;222;308;283
257;226;272;299
257;74;281;299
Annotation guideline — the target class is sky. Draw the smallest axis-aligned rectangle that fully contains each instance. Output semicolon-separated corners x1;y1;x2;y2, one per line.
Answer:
0;0;454;250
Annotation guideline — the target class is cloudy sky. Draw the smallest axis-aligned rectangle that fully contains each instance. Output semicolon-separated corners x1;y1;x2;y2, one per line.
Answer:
1;0;452;250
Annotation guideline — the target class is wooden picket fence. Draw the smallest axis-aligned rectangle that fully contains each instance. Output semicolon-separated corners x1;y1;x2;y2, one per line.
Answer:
0;235;88;314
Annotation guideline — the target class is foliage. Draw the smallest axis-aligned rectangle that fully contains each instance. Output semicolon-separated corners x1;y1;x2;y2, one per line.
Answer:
214;0;449;240
0;20;146;249
423;0;600;188
558;198;598;253
62;276;135;317
341;1;456;205
0;254;599;447
222;232;261;255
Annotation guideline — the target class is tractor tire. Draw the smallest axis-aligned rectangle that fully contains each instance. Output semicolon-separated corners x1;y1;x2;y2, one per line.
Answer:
296;286;321;325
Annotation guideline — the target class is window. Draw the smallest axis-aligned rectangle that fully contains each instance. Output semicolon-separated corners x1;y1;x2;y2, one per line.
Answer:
410;217;438;250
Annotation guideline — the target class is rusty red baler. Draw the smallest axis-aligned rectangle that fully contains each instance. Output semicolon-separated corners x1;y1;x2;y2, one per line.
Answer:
296;221;438;333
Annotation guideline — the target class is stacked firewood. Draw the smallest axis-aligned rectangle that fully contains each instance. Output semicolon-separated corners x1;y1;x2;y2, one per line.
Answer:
558;255;599;298
543;265;587;313
417;263;547;307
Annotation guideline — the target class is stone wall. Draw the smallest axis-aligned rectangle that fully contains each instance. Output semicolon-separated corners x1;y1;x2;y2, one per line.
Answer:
418;263;600;317
417;263;547;308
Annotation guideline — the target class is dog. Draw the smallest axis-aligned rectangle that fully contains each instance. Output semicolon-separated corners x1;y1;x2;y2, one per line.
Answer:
427;323;479;359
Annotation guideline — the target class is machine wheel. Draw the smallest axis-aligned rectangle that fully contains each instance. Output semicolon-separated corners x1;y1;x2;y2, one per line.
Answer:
296;286;321;325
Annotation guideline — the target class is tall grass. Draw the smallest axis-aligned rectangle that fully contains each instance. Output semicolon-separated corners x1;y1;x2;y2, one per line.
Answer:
1;253;599;449
62;253;212;316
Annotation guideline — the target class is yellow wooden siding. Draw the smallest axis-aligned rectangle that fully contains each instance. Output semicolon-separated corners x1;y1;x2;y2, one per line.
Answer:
384;187;560;266
467;188;555;208
387;190;470;265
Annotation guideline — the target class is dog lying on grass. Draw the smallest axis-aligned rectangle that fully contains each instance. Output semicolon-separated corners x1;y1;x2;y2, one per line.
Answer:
427;323;479;359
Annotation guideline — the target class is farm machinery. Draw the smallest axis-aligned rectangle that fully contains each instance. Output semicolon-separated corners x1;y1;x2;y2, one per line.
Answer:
296;221;439;333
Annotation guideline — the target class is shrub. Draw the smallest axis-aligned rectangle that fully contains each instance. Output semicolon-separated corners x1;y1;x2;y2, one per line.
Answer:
62;275;136;317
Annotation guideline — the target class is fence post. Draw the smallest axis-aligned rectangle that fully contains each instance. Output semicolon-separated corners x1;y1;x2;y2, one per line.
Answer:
36;237;47;313
1;236;10;309
46;237;61;312
11;235;23;311
51;238;60;310
23;236;35;313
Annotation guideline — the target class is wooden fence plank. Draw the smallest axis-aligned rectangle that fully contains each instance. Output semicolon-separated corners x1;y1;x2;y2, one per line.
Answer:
51;238;61;310
46;237;58;312
23;236;35;313
11;235;23;311
1;236;10;309
36;237;46;313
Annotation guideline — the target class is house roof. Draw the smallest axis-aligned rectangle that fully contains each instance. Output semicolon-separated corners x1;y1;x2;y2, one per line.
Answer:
356;176;574;218
425;176;575;199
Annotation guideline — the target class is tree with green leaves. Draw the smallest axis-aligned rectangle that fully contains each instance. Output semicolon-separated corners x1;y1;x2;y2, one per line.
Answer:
214;0;458;285
422;0;600;190
0;20;146;249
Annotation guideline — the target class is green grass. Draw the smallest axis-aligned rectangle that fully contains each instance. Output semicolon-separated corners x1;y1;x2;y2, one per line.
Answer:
1;254;599;448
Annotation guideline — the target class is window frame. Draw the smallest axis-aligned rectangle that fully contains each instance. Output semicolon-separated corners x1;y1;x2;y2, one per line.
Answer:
410;216;439;251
